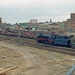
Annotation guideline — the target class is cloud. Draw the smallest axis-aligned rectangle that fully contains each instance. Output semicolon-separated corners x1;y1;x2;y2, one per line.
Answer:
0;0;75;7
0;0;35;8
0;0;75;23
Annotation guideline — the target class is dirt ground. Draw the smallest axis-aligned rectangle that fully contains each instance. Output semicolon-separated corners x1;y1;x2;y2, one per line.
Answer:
0;41;75;75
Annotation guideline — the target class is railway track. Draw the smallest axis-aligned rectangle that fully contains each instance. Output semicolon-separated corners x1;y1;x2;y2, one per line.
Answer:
0;35;75;56
34;44;75;56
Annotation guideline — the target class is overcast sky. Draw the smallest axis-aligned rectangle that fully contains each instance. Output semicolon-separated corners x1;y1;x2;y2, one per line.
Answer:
0;0;75;24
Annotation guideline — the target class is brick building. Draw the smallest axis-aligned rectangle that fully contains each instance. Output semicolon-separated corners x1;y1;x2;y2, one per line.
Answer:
0;18;2;25
30;19;38;24
67;13;75;32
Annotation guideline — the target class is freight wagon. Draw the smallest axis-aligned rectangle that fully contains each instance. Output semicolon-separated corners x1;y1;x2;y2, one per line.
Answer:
0;30;37;39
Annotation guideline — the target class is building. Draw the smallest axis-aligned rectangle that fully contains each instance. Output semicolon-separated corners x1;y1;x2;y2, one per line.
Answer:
59;21;67;30
37;22;60;32
0;18;2;25
66;13;75;32
30;19;38;24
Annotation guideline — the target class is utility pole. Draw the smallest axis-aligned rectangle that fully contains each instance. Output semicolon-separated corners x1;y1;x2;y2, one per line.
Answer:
16;23;20;45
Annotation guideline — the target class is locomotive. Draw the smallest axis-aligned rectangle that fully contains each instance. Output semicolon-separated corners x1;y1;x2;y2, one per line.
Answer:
37;33;75;48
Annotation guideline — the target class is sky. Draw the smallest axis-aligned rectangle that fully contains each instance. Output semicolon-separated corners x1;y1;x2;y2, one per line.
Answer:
0;0;75;24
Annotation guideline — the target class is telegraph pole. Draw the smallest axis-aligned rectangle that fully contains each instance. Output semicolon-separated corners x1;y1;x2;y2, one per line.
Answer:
16;23;20;45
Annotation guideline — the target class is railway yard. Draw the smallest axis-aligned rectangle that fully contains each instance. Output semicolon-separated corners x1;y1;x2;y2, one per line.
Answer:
0;35;75;75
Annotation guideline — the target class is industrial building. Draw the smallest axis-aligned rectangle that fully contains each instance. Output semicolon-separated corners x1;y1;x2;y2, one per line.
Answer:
30;19;38;24
66;13;75;32
0;18;2;26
